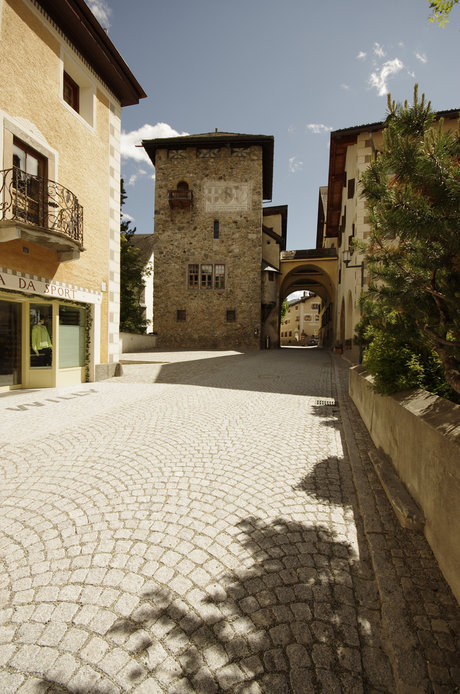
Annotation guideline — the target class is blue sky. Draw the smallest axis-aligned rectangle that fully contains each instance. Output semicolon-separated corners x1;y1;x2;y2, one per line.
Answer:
87;0;459;251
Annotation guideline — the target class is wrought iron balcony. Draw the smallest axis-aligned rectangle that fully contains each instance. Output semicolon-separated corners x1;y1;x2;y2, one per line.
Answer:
0;167;83;260
169;188;193;209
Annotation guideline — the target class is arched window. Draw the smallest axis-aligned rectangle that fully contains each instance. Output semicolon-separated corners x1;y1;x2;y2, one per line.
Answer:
169;180;192;208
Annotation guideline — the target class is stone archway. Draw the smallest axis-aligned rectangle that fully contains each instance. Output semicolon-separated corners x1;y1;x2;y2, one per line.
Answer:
279;249;338;348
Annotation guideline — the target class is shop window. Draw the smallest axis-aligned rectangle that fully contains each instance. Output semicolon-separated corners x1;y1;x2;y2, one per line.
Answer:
215;264;225;289
30;304;53;368
188;264;199;288
0;300;22;386
59;306;85;368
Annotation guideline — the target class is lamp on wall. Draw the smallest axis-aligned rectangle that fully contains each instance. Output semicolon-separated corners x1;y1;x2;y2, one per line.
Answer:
342;249;364;287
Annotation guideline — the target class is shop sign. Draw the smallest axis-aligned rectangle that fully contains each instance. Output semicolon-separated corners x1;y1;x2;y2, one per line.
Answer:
0;269;102;304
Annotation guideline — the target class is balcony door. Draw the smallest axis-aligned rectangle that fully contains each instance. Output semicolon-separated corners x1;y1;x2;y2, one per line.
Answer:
12;138;47;227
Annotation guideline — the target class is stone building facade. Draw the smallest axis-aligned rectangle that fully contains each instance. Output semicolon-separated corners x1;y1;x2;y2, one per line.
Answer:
142;132;275;350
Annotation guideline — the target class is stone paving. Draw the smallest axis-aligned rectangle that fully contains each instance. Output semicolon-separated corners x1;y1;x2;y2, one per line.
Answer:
0;347;458;693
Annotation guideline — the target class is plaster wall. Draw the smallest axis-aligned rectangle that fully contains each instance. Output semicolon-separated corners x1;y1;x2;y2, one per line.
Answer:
349;365;460;604
0;0;121;365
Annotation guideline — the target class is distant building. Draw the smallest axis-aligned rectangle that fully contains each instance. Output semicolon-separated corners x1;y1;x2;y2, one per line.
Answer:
280;293;320;346
318;109;459;360
143;131;284;349
128;234;154;332
0;0;145;389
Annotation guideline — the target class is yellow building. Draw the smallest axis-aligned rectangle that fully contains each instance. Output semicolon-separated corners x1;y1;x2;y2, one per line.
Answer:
0;0;145;389
280;293;320;346
321;109;459;361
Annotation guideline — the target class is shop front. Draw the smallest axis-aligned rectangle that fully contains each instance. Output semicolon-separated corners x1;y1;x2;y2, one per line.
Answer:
0;268;102;390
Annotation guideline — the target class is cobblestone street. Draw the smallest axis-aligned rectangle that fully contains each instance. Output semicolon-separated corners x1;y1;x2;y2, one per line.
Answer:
0;347;459;693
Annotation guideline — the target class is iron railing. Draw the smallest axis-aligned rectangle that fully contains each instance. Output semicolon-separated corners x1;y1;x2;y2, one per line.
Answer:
0;167;83;245
169;189;193;208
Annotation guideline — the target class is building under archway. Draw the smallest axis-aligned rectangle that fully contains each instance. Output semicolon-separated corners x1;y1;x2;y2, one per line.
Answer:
279;249;338;349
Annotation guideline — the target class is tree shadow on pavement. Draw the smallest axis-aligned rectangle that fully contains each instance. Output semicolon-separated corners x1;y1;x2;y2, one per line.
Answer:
293;457;345;508
34;512;394;693
99;516;393;693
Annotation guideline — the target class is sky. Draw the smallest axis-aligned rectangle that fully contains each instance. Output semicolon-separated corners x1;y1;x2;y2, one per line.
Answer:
87;0;459;251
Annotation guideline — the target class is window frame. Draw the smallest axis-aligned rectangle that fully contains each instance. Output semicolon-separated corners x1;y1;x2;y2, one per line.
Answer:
200;264;213;289
63;71;80;113
188;264;199;289
214;264;225;289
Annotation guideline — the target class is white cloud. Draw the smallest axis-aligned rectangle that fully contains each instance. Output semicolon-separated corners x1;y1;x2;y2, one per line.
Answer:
288;124;296;134
289;156;303;174
340;83;350;91
121;122;189;163
306;123;333;135
85;0;111;29
356;51;367;60
122;212;134;223
369;58;404;96
373;42;386;58
415;52;427;64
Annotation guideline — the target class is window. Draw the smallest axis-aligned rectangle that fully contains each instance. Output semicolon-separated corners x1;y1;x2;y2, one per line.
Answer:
201;264;213;289
30;304;52;368
0;300;22;385
268;272;274;282
63;71;79;113
215;264;225;289
59;306;85;367
176;310;186;322
226;310;236;322
347;178;355;199
214;220;219;239
12;139;47;227
188;264;199;288
170;180;192;208
62;54;95;127
311;303;320;310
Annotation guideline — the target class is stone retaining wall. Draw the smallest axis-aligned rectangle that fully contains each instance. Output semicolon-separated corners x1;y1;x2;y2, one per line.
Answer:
349;365;460;604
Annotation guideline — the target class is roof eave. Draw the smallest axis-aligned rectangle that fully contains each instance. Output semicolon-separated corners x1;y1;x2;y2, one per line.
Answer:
36;0;146;106
142;133;274;199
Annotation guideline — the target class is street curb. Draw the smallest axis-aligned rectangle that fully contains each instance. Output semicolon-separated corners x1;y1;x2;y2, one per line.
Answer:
367;449;425;532
332;357;431;694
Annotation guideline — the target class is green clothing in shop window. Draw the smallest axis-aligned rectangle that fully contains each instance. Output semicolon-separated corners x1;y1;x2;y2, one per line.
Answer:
31;322;52;354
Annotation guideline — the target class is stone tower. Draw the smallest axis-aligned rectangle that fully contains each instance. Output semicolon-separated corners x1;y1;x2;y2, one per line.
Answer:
142;132;274;349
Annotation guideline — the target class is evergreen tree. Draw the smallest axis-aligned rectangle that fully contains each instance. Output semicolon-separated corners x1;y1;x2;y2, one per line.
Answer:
120;179;149;334
428;0;458;25
358;87;460;400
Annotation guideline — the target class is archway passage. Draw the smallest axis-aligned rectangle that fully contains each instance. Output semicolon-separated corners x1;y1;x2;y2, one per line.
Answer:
280;249;338;349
